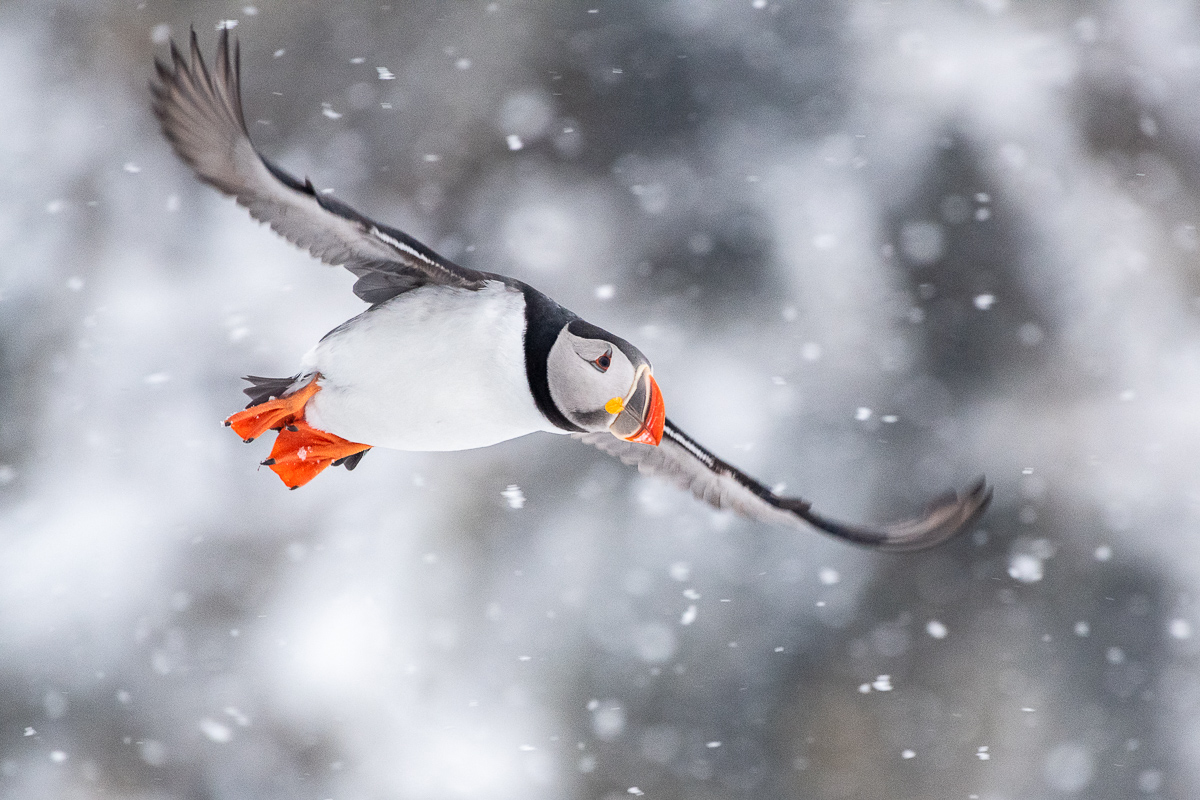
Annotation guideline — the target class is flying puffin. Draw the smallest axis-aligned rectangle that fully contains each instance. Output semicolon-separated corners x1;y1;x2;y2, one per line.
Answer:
151;31;991;551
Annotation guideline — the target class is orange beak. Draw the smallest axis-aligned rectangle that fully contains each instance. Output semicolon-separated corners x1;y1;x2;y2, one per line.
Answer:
610;368;665;446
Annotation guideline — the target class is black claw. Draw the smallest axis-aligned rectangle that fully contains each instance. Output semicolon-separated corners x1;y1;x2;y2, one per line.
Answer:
223;420;231;427
261;458;276;466
286;425;298;432
289;485;299;491
242;437;254;444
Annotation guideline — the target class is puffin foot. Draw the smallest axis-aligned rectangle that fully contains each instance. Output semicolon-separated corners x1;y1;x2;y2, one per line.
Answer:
264;420;371;489
225;376;320;442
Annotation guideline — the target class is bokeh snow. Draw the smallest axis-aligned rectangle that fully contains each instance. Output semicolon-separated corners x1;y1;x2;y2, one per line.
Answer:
2;1;1200;798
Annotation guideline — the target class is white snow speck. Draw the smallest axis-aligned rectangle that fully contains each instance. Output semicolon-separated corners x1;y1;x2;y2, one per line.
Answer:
976;745;990;761
586;699;599;711
858;683;871;694
321;105;342;119
1094;544;1113;562
139;740;166;766
1044;743;1094;791
518;744;536;751
1138;769;1164;793
774;646;784;652
518;655;532;662
151;23;171;45
669;562;690;581
423;154;441;162
682;588;700;600
627;789;643;797
376;66;395;80
502;484;526;509
1074;621;1090;637
199;717;232;743
706;741;721;748
46;199;65;213
66;276;84;291
1019;322;1044;345
1169;618;1192;639
455;57;472;70
881;414;898;423
680;605;697;626
1008;553;1044;583
592;702;625;740
216;19;238;30
0;465;15;486
506;134;524;151
855;407;872;421
801;341;822;360
123;162;141;174
1106;646;1125;665
143;372;170;385
23;727;35;736
812;233;837;249
350;57;365;64
243;6;258;15
273;48;286;58
818;567;840;585
900;221;945;264
926;620;948;639
752;0;767;7
166;194;180;212
902;749;915;759
973;293;996;310
50;750;67;763
595;283;615;300
872;674;893;692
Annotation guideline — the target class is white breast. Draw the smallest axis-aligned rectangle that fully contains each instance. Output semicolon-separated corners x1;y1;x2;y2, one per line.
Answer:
301;281;561;451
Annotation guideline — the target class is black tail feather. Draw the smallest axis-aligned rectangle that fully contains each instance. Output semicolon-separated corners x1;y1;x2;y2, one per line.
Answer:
241;374;300;408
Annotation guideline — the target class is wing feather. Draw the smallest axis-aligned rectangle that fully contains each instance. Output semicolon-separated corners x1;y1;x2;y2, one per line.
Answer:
150;29;487;301
575;419;991;552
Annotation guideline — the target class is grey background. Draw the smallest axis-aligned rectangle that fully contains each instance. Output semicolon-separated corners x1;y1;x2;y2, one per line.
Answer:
2;0;1199;798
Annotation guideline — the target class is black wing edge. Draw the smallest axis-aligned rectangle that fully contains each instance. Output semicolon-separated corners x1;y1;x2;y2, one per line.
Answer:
150;28;489;300
664;420;993;553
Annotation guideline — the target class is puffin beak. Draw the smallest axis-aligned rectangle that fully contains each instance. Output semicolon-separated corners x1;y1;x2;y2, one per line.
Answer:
609;366;665;446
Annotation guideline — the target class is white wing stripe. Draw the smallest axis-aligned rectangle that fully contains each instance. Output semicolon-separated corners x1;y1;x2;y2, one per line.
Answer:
369;226;438;267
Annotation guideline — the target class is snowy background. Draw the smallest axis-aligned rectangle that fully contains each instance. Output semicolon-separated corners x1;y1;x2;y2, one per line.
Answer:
3;0;1200;798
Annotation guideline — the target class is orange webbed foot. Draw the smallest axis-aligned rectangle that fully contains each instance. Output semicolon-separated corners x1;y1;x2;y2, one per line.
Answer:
262;420;371;489
224;376;320;442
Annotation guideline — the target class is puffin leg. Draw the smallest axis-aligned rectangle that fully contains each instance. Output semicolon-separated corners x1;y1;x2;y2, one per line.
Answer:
224;376;320;442
262;420;371;489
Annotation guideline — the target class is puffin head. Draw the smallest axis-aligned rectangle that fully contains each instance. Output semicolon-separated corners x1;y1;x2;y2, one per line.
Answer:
545;319;665;445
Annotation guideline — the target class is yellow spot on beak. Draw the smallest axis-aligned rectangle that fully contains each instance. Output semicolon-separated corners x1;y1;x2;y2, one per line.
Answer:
605;396;625;415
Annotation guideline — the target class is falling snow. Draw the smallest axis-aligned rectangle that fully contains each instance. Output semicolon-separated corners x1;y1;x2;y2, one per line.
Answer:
6;3;1200;798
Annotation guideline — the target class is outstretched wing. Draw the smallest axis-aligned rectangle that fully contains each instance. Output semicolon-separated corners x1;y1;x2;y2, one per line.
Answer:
150;29;488;304
574;419;991;552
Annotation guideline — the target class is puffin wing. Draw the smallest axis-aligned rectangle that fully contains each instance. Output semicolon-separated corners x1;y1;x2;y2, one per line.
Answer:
574;418;991;552
150;29;487;303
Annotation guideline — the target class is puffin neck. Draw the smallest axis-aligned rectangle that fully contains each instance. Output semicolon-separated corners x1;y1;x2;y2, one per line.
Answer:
519;283;585;433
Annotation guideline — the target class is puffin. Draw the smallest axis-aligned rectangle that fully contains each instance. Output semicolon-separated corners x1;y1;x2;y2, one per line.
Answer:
151;31;991;551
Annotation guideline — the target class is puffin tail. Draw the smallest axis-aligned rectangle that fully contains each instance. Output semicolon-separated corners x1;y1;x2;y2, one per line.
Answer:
225;375;320;442
224;374;371;488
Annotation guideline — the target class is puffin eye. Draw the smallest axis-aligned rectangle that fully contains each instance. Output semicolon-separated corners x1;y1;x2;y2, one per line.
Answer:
591;351;612;372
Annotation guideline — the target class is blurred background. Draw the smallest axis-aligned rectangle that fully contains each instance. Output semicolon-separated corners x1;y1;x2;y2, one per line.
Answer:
2;0;1199;797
